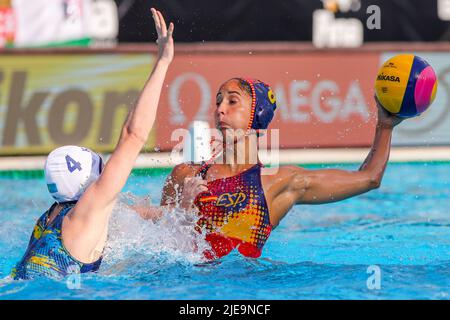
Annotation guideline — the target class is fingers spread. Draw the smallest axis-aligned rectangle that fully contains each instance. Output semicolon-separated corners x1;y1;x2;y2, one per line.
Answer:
184;177;208;193
193;180;208;189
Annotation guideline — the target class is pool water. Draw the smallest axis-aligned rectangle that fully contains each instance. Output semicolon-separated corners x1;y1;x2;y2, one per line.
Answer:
0;163;449;300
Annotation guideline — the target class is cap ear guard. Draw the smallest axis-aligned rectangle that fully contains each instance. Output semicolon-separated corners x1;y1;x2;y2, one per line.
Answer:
239;78;277;130
252;82;277;130
99;155;104;174
90;151;104;176
84;150;103;191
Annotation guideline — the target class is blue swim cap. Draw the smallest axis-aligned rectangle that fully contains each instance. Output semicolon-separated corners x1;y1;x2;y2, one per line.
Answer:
239;78;277;130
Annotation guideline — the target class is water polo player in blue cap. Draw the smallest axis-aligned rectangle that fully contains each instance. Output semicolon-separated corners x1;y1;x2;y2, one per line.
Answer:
161;77;405;260
11;9;181;279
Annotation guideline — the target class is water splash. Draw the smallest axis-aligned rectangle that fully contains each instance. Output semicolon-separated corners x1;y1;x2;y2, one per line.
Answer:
102;193;211;274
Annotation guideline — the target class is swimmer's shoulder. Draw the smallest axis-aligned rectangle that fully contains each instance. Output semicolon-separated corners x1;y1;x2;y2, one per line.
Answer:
162;162;202;202
262;165;309;189
262;165;311;202
170;162;202;179
275;165;309;178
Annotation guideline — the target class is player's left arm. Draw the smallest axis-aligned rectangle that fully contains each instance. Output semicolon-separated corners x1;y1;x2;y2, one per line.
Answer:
290;97;404;205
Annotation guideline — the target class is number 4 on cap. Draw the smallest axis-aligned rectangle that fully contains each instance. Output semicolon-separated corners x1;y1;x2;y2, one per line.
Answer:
65;155;82;173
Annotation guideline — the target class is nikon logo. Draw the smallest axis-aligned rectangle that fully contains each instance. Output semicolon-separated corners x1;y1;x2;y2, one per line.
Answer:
0;71;139;149
377;73;400;82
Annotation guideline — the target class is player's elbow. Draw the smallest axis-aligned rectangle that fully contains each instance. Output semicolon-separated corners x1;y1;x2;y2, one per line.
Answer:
292;172;309;192
368;175;382;190
121;125;147;145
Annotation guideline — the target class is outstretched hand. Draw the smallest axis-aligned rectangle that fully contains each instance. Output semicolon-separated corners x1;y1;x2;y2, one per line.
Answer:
151;8;174;64
180;177;208;211
374;95;404;128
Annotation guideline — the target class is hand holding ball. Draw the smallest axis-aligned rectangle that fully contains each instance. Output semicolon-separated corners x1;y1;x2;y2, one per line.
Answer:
375;54;438;118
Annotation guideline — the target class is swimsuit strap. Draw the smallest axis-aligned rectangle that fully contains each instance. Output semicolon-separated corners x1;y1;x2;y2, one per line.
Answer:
196;161;263;181
50;202;76;231
197;161;211;180
38;202;59;226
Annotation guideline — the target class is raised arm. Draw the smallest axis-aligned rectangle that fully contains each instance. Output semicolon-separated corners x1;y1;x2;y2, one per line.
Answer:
73;9;174;221
287;97;404;206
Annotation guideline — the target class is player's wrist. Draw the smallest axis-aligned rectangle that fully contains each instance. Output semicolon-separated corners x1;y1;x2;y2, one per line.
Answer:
155;55;172;67
376;121;394;130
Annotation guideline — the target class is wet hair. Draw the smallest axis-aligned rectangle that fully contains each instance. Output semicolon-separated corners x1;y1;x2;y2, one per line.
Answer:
231;78;252;97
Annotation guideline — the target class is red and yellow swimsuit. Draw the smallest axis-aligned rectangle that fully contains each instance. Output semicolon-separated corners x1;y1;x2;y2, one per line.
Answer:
194;163;273;259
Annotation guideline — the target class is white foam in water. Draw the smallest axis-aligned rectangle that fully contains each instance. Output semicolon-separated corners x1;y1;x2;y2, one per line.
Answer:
102;192;211;267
